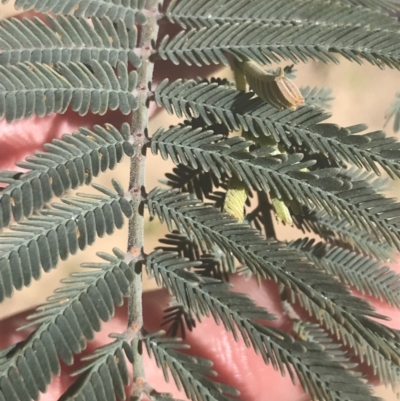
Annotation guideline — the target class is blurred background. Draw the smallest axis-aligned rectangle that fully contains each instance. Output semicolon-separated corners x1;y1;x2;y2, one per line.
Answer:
0;1;400;399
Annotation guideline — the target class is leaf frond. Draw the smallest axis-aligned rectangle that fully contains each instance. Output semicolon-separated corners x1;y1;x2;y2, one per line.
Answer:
155;80;400;179
166;0;398;30
157;231;235;277
0;186;132;303
292;209;396;262
160;164;228;208
0;61;138;123
146;250;380;401
333;0;400;13
0;249;133;401
146;250;273;327
0;15;140;67
151;124;400;250
0;123;132;230
2;0;147;25
59;338;132;401
289;238;400;308
158;22;400;69
144;333;240;401
161;302;196;338
147;189;400;389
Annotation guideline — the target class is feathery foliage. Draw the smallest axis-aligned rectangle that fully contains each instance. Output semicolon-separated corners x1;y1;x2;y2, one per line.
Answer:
0;15;141;67
1;0;147;25
166;0;399;29
0;61;138;122
0;1;400;401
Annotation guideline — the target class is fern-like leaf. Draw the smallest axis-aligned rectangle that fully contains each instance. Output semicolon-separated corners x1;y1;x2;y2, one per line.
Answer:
157;231;235;278
0;60;137;122
160;165;228;207
292;209;395;262
158;22;400;69
2;0;147;25
167;0;398;30
289;238;400;308
0;249;134;401
147;189;400;389
162;302;196;338
59;338;133;401
0;184;132;303
147;250;274;327
155;80;400;179
293;320;358;369
334;0;400;13
151;124;400;250
0;15;140;67
146;250;380;401
0;123;133;230
144;333;241;401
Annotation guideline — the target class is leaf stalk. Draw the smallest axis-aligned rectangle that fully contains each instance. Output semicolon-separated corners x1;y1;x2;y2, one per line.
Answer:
127;1;161;398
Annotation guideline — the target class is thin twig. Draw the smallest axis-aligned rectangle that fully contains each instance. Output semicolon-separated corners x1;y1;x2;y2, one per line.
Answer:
257;191;277;239
127;1;160;399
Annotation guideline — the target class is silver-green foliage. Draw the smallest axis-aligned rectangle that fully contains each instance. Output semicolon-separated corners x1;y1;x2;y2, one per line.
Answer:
0;1;400;401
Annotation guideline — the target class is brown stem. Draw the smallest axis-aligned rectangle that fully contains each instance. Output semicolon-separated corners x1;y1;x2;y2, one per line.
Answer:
127;1;160;399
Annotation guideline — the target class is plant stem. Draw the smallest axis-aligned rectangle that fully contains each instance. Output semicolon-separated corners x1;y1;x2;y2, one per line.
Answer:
127;1;160;398
257;191;276;239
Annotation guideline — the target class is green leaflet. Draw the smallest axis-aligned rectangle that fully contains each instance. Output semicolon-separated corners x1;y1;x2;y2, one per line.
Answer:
0;15;140;67
158;23;400;69
2;0;147;25
155;80;400;179
144;334;239;401
147;188;400;391
0;123;133;230
167;0;398;30
151;124;400;249
0;184;132;302
0;248;134;400
146;250;379;401
0;61;138;123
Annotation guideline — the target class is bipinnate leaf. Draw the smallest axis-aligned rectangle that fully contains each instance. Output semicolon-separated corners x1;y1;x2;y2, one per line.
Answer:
0;123;133;230
155;80;400;180
144;333;240;401
0;15;140;67
167;0;398;29
147;189;400;390
0;61;137;123
1;0;147;25
0;185;132;303
151;124;400;250
146;250;380;401
59;338;133;401
0;248;134;401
